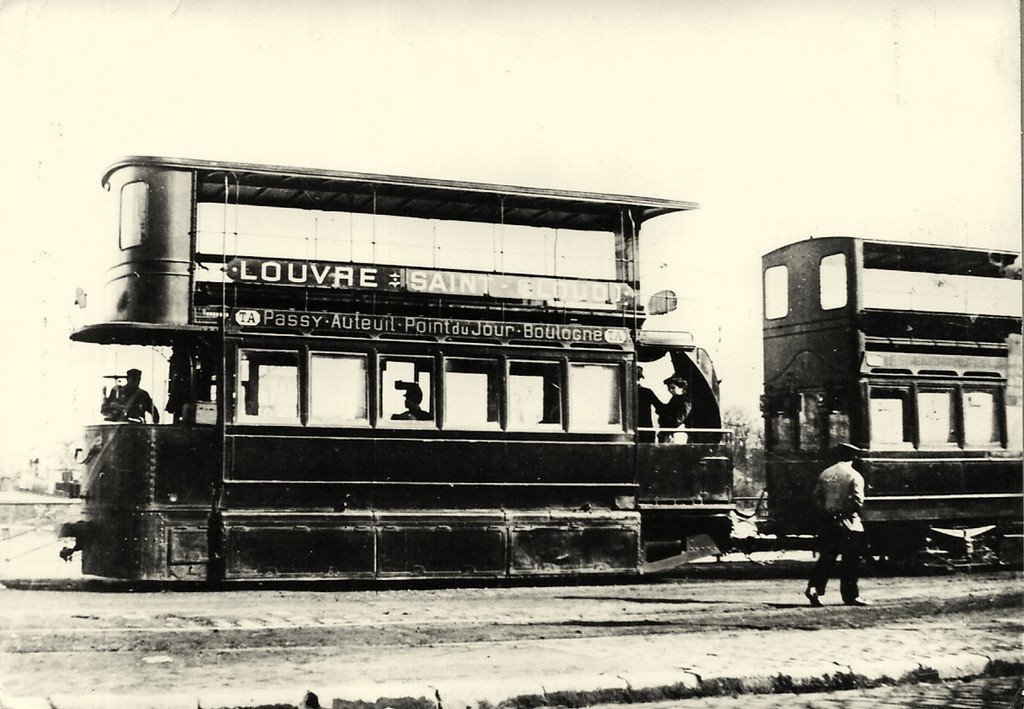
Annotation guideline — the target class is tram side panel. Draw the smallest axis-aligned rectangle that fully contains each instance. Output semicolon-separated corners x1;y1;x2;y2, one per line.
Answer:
217;434;640;579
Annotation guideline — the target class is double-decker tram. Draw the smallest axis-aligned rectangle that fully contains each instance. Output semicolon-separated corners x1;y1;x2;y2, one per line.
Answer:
762;237;1022;561
63;156;733;582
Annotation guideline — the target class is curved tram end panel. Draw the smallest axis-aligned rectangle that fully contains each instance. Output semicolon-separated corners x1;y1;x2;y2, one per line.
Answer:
65;424;219;582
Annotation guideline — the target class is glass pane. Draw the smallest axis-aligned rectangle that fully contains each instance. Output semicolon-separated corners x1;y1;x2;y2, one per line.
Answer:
918;390;955;444
569;364;622;431
508;361;562;428
380;357;434;422
869;391;911;445
799;391;823;451
444;359;499;428
119;181;148;250
819;253;847;310
764;265;788;319
309;354;368;423
238;350;299;423
963;391;997;446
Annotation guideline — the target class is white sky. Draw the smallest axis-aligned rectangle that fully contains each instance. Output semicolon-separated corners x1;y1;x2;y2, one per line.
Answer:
0;0;1019;464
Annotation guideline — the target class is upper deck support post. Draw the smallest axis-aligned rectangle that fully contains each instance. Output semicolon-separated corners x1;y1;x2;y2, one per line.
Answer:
616;206;640;294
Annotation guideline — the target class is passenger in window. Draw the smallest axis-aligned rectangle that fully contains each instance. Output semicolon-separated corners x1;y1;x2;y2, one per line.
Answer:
659;376;691;427
637;367;662;441
165;344;191;423
101;369;160;424
392;382;432;421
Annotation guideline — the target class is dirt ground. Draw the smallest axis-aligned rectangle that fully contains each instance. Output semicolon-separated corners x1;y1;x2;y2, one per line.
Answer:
0;563;1020;699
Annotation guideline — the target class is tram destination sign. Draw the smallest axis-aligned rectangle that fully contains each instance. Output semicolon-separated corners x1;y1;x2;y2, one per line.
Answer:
221;257;634;308
200;307;631;347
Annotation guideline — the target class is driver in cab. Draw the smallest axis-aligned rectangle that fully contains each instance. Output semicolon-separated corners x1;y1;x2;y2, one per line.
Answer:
101;368;161;423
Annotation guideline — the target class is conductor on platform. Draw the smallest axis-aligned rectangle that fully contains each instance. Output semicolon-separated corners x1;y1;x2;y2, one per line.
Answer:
805;443;868;607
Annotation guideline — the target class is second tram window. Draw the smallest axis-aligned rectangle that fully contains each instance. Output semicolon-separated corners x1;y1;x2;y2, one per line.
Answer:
917;389;956;446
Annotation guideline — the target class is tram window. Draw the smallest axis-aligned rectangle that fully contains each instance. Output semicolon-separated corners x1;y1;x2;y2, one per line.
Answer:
569;364;622;431
380;356;434;423
764;266;789;320
798;391;824;451
869;389;912;447
508;361;562;429
819;254;847;310
444;359;500;429
309;353;368;425
237;350;299;423
918;390;956;446
963;390;998;446
119;181;148;250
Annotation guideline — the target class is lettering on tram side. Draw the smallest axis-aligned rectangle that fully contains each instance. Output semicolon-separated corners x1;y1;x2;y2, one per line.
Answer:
203;306;630;346
222;257;634;308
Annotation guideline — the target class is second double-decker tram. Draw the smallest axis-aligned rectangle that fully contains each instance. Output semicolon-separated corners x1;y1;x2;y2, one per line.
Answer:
65;157;732;582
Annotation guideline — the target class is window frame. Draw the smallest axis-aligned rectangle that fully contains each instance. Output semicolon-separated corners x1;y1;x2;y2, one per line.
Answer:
915;386;960;449
506;358;565;432
818;252;848;311
306;350;371;428
376;353;438;429
961;385;1003;449
568;361;624;432
764;265;789;320
118;180;149;250
442;357;502;431
867;385;915;450
234;347;302;425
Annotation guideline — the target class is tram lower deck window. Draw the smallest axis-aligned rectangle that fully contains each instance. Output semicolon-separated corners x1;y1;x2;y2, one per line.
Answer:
237;350;299;423
569;363;622;431
917;389;956;446
963;390;998;446
309;353;368;424
380;356;434;423
444;359;499;429
508;361;562;429
869;388;912;447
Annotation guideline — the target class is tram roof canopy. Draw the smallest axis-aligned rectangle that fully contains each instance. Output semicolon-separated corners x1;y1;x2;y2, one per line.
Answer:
104;156;698;232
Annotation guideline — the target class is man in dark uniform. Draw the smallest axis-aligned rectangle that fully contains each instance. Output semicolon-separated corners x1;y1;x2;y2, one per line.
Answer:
391;383;432;421
101;368;160;423
805;443;868;607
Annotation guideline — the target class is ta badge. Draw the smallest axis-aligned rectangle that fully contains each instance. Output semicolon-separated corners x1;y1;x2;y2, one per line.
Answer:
234;309;261;327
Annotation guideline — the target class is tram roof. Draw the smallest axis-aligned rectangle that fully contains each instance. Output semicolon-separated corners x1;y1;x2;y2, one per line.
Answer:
764;236;1021;279
103;156;698;232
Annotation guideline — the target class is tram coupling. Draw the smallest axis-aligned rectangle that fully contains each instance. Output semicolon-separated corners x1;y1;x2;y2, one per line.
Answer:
921;525;1019;569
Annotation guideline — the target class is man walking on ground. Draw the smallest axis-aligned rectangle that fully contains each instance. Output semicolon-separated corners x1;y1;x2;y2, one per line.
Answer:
805;443;868;607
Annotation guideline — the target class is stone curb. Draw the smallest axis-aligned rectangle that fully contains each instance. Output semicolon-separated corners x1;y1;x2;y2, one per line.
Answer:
3;651;1018;709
